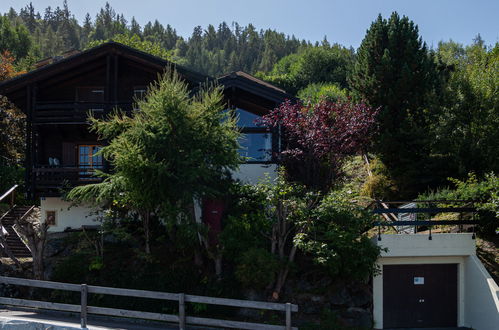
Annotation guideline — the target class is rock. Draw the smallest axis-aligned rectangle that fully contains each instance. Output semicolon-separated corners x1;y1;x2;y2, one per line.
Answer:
349;285;372;308
330;286;351;307
303;303;321;314
339;307;372;329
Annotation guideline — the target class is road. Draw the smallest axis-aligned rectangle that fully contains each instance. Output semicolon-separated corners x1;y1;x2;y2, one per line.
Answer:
0;307;217;329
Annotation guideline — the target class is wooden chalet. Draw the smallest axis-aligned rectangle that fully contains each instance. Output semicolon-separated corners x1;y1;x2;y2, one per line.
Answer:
0;42;292;201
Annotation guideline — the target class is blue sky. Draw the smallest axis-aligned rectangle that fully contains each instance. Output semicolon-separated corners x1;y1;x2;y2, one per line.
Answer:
2;0;498;48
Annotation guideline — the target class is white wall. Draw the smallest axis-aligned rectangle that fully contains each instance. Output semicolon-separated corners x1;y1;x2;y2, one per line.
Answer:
40;197;101;232
376;233;476;257
373;233;499;329
464;255;499;330
232;163;277;185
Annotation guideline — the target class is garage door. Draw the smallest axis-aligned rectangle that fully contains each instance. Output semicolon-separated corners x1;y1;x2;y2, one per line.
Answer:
383;264;457;328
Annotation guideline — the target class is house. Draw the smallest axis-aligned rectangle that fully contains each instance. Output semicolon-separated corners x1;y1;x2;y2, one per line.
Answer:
0;42;292;232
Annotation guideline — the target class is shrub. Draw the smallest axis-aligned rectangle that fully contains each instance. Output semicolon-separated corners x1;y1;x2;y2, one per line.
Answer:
235;248;280;289
294;191;382;280
419;173;499;238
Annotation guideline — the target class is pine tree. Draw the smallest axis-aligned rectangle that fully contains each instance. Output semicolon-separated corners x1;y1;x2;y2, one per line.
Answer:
349;12;439;196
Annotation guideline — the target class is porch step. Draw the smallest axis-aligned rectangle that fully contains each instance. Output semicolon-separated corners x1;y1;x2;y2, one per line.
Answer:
0;206;34;258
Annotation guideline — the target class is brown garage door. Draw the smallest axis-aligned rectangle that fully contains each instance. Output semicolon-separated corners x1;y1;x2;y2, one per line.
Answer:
383;264;457;328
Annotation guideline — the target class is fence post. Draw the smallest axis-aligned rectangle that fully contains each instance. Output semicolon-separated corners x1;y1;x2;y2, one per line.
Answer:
80;284;88;329
285;302;291;330
178;293;185;330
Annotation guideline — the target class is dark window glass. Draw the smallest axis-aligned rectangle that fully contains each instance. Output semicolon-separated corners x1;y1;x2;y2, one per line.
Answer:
238;132;271;162
235;108;261;127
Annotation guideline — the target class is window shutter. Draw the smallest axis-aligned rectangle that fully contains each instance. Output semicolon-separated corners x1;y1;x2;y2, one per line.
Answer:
62;143;76;166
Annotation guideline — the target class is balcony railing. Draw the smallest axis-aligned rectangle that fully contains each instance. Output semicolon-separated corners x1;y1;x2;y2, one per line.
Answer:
34;101;134;123
33;167;103;188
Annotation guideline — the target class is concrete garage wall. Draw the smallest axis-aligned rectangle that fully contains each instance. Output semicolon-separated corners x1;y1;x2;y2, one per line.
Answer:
40;197;101;232
377;233;476;257
464;255;499;330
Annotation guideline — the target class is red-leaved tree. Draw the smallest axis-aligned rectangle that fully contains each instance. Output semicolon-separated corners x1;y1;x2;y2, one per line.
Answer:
260;99;378;190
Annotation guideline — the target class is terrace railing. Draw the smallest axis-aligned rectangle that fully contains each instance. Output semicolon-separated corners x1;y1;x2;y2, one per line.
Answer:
0;276;298;330
371;200;479;240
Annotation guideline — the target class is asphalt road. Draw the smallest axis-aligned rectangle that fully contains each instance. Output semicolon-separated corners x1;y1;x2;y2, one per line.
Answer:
0;307;218;329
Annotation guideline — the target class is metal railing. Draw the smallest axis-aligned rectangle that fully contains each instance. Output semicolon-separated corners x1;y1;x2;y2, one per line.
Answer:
0;185;18;209
0;276;298;330
372;199;478;240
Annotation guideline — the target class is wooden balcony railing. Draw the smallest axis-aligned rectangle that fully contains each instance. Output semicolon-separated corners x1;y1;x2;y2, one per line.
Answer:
33;167;103;188
34;101;134;123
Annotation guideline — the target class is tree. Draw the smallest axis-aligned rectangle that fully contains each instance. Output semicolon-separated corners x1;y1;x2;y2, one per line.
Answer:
259;46;354;94
260;99;378;190
0;51;25;165
432;40;499;178
68;69;241;254
0;15;34;61
86;33;172;60
349;12;439;196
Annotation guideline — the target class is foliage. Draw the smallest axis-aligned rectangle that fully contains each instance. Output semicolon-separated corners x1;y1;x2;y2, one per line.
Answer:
260;99;378;190
68;69;241;253
219;183;270;260
5;2;308;76
235;248;280;289
294;191;382;280
86;33;172;60
0;15;35;63
349;12;440;196
432;40;499;178
419;173;499;237
0;51;26;168
360;157;398;200
297;83;348;105
258;45;354;94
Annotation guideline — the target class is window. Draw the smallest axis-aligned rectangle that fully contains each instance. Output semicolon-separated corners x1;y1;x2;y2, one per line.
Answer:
235;108;272;162
133;86;147;110
238;132;272;162
78;145;103;180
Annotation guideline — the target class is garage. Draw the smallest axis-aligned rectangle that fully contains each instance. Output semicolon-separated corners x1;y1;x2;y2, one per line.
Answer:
383;264;458;328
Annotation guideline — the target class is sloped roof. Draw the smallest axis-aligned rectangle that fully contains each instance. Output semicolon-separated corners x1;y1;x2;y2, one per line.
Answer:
0;42;209;95
217;71;293;103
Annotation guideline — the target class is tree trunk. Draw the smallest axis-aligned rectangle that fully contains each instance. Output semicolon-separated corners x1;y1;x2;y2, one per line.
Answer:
0;227;22;269
143;211;150;254
271;243;298;301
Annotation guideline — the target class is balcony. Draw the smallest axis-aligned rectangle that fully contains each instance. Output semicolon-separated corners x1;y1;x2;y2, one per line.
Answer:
32;167;103;196
34;101;133;124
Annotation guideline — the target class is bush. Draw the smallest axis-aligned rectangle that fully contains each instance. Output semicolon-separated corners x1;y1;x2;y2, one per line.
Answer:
235;248;280;289
360;157;398;200
294;191;382;280
419;173;499;238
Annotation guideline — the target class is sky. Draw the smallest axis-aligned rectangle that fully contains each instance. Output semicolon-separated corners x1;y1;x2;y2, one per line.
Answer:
1;0;498;49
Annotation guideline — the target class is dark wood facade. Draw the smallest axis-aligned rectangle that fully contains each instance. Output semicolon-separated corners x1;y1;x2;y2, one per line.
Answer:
0;42;291;199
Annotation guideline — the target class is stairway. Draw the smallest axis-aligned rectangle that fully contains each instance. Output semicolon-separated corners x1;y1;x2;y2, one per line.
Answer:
1;206;33;258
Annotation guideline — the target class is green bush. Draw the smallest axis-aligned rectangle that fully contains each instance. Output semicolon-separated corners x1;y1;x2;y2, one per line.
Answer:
419;173;499;238
235;248;280;289
360;158;398;200
294;191;382;280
